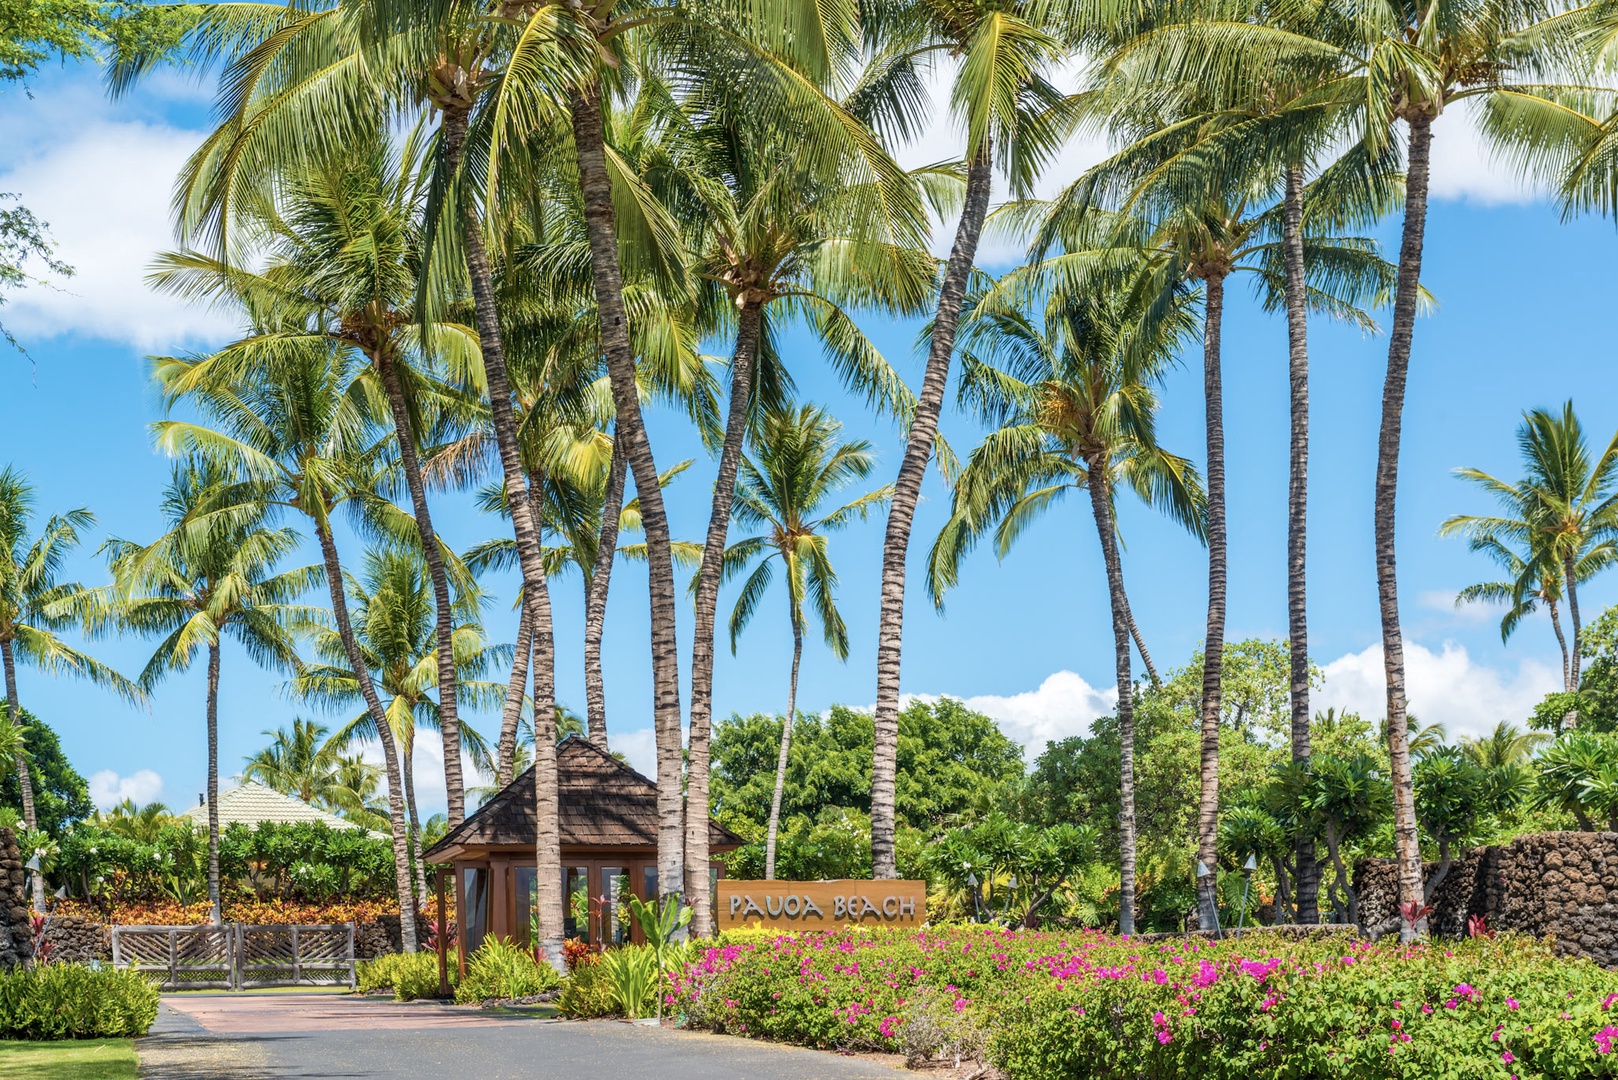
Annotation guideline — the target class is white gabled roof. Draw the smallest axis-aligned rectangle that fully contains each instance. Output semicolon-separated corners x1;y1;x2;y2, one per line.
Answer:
182;781;369;832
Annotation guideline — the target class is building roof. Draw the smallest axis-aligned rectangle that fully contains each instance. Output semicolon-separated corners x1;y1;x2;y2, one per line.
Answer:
183;781;370;832
424;735;744;859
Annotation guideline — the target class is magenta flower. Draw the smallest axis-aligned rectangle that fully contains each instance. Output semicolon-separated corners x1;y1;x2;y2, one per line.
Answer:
1506;998;1520;1010
1595;1025;1618;1055
1501;1051;1515;1064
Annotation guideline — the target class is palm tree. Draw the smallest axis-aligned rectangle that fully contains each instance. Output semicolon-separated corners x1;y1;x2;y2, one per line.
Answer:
294;547;505;900
864;0;1081;882
90;799;181;844
149;340;423;950
0;465;141;904
667;94;933;930
104;459;316;924
243;717;383;819
150;125;488;827
1442;404;1618;718
926;285;1205;933
1462;721;1548;770
713;405;890;880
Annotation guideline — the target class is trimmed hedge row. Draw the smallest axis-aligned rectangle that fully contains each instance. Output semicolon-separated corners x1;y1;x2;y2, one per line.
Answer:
671;927;1618;1079
0;964;159;1040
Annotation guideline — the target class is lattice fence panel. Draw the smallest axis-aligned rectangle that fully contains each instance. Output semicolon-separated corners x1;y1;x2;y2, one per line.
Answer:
111;926;234;990
110;923;355;991
237;924;355;989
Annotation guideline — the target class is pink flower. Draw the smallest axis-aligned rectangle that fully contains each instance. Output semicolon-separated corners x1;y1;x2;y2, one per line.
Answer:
1595;1025;1618;1055
1421;1003;1433;1014
1501;1051;1515;1065
1506;998;1520;1010
1157;1031;1172;1045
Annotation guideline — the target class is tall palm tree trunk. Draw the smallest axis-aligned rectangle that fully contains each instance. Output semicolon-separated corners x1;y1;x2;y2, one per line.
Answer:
1376;112;1434;940
312;517;418;951
497;598;532;787
1087;470;1137;934
872;145;993;880
205;641;222;925
1282;165;1318;925
0;641;41;910
526;483;563;966
583;439;627;749
569;82;685;902
687;300;763;933
765;603;803;882
1196;270;1229;931
441;102;564;944
375;353;465;826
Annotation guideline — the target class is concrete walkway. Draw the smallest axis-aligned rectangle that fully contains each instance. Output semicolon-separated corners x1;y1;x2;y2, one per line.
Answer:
139;994;902;1080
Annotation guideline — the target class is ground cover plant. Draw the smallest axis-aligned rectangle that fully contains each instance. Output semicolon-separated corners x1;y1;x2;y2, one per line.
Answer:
0;964;158;1040
453;938;560;1005
671;927;1618;1079
355;950;452;1001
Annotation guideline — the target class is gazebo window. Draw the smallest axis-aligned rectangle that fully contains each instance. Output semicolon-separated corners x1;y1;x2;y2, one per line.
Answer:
513;866;537;949
463;867;490;953
603;867;631;945
564;866;590;941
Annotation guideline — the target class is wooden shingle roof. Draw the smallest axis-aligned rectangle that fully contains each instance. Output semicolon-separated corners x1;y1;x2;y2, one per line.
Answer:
424;736;742;858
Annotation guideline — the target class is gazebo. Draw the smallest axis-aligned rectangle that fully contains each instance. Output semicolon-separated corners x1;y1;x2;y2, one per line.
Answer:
423;735;742;966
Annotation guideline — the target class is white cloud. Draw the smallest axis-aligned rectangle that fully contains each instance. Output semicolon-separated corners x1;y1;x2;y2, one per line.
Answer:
351;735;481;821
1427;104;1543;206
1318;639;1559;741
89;768;164;810
613;727;659;779
906;670;1119;754
1418;588;1497;625
0;113;231;350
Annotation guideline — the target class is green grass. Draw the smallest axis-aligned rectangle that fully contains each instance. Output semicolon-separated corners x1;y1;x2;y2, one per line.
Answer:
0;1038;138;1080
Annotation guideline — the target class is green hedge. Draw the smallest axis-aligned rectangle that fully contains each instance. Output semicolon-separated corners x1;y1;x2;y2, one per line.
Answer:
454;939;560;1005
0;965;159;1040
671;928;1618;1079
355;951;451;1001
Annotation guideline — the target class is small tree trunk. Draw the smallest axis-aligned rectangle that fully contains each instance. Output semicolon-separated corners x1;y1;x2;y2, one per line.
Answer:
0;641;43;910
497;598;532;788
313;516;417;951
375;353;465;827
1282;164;1320;925
583;438;628;749
1377;111;1435;941
1196;269;1229;931
403;741;429;905
569;82;685;903
765;604;804;882
206;641;222;925
687;300;763;932
1088;467;1138;935
1549;597;1571;693
1127;610;1159;685
1564;553;1583;729
526;485;564;956
872;144;993;880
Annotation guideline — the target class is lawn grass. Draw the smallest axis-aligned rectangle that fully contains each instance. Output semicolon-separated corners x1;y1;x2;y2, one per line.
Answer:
0;1038;138;1079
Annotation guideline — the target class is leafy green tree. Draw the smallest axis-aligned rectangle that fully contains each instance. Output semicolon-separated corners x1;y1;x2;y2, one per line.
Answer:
1413;747;1497;899
1309;753;1391;927
1534;605;1618;734
88;798;178;844
1534;731;1618;832
716;406;890;879
0;707;90;837
926;811;1098;927
103;459;316;923
242;718;380;820
928;282;1205;933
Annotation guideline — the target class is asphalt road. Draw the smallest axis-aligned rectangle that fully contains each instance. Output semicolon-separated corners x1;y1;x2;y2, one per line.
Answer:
139;994;901;1080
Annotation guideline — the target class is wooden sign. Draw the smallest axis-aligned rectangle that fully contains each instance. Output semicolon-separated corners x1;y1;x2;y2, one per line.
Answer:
716;879;927;931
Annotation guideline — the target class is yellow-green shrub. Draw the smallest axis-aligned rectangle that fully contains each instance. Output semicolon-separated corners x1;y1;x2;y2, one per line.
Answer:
0;964;159;1039
454;938;560;1004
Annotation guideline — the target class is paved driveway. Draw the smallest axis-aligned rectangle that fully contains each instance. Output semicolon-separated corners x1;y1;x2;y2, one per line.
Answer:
140;994;901;1080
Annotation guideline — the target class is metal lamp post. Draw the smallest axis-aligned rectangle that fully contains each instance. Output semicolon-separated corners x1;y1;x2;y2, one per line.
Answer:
1196;861;1223;938
966;871;983;923
1236;855;1257;936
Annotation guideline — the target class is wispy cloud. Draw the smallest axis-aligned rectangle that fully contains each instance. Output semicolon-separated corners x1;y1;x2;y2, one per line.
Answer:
89;768;165;810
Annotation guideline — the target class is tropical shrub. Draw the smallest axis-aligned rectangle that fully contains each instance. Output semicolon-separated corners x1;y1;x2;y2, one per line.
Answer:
0;963;159;1039
454;938;560;1004
355;950;452;1001
557;954;619;1018
52;895;400;927
671;927;1618;1079
599;945;659;1019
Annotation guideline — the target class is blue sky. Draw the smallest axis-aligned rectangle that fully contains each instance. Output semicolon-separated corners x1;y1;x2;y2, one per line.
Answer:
2;62;1612;816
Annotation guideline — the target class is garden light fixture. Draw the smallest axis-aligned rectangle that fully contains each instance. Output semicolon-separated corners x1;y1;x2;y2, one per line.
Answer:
1236;855;1257;936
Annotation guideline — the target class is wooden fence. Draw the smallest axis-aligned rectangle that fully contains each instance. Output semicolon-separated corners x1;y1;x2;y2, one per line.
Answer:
110;923;356;991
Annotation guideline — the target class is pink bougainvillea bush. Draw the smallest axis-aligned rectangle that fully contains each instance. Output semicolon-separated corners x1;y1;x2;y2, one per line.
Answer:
669;927;1618;1079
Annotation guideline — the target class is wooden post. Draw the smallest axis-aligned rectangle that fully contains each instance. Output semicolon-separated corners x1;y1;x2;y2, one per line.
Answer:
167;928;177;991
436;868;450;998
291;926;301;986
347;922;357;990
